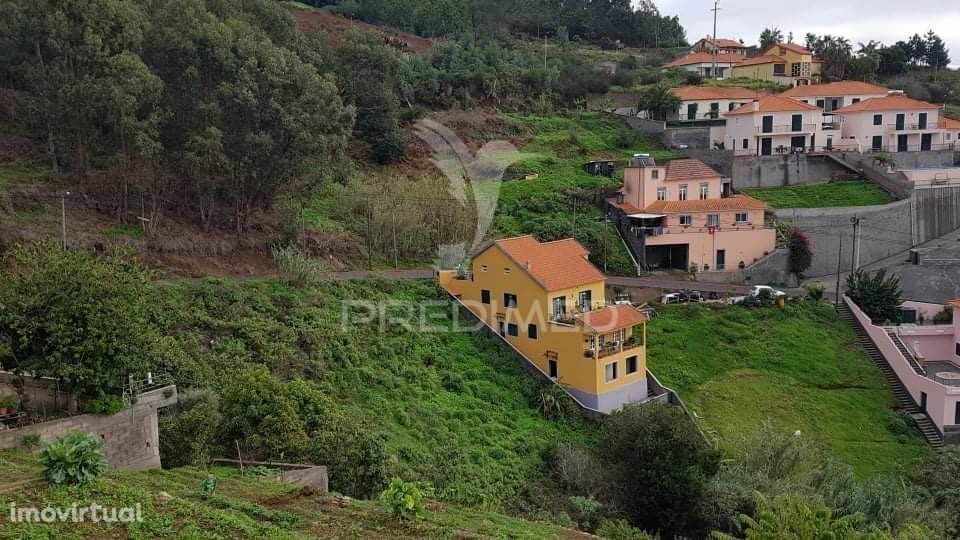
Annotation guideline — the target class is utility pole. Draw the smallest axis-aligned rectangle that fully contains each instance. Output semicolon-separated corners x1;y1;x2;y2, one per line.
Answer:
710;0;721;80
850;217;862;271
834;232;844;307
60;191;71;249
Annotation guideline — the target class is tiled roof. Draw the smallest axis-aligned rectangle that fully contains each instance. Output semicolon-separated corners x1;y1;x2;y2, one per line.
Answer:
664;52;746;67
493;236;605;292
767;42;812;55
576;305;648;333
950;299;960;309
733;54;786;67
665;159;721;181
780;81;889;98
940;117;960;129
697;37;747;49
670;85;766;101
725;95;819;115
832;94;941;113
607;199;644;214
642;194;768;213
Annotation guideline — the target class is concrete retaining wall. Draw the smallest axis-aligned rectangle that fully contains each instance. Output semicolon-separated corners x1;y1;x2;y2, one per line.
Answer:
732;154;854;189
662;127;709;149
775;201;915;277
0;386;177;470
890;150;958;170
914;186;960;241
0;372;76;414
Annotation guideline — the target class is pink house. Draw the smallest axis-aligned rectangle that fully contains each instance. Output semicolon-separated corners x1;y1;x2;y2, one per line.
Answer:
848;298;960;441
607;156;776;272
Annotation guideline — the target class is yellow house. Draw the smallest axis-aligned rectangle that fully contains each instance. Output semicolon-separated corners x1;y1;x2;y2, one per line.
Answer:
729;43;822;86
438;235;650;413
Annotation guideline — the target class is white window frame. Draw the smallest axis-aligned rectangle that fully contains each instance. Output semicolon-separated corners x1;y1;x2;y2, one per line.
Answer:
656;187;667;201
605;362;618;383
679;215;692;226
699;183;709;200
735;212;748;223
707;214;720;227
678;185;688;201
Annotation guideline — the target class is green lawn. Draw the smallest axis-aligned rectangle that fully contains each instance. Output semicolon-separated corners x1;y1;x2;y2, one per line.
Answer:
0;450;585;539
741;180;894;209
647;301;928;477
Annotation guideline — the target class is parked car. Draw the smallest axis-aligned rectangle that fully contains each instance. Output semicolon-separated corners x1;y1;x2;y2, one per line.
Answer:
661;293;680;304
750;285;786;298
678;289;703;303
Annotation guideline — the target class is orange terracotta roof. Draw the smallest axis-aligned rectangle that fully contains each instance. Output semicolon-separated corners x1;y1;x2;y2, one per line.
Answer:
607;199;644;214
766;42;812;55
950;299;960;309
670;86;767;101
832;94;941;113
941;117;960;129
576;304;648;333
664;52;746;68
780;81;889;98
493;236;605;292
697;37;747;49
725;95;819;115
642;194;768;214
733;54;786;67
665;159;721;181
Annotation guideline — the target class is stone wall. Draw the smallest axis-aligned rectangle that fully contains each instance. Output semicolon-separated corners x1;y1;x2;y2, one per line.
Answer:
732;154;854;189
891;150;958;170
0;372;76;414
914;186;960;241
683;149;733;177
0;386;178;470
662;126;710;149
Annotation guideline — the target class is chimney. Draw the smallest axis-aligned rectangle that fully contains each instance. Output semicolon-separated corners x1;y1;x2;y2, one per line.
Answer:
525;261;532;271
752;99;760;112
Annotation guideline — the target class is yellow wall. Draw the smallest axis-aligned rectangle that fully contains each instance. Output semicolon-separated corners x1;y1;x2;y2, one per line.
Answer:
440;245;647;402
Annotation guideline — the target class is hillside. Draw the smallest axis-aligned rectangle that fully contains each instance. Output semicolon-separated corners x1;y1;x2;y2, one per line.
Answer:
0;450;590;539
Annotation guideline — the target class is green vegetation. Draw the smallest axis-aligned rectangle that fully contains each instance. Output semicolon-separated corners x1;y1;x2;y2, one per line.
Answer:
0;449;585;539
39;431;109;486
846;269;904;324
647;301;928;477
150;277;596;506
495;113;679;275
742;180;894;209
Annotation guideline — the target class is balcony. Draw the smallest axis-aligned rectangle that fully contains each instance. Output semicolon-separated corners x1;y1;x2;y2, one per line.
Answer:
585;336;644;359
887;122;941;131
756;123;816;134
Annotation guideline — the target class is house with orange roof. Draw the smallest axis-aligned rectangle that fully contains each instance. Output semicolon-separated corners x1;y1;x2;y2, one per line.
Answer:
606;156;775;272
939;116;959;149
438;236;651;413
663;52;746;79
729;43;822;86
723;95;831;155
691;36;749;56
667;86;768;123
831;92;947;152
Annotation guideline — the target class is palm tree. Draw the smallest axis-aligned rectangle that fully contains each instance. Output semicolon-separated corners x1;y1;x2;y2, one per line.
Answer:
638;84;681;121
759;27;784;51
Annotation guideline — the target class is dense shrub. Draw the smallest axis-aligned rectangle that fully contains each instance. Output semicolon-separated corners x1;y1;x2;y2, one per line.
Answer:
159;389;222;468
40;431;109;485
380;478;426;521
80;395;126;416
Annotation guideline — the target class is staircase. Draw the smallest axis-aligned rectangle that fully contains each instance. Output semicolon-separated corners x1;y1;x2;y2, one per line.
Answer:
885;329;926;375
836;303;944;447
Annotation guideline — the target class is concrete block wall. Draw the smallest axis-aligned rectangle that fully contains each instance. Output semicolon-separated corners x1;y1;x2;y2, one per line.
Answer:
0;386;177;470
732;154;853;189
0;372;77;414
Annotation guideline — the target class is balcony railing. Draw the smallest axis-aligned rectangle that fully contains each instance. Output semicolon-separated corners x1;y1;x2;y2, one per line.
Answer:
756;124;816;134
587;337;644;359
887;122;940;131
864;143;955;153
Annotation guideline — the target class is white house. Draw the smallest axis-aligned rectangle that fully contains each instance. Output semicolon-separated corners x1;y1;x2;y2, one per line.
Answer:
668;86;768;122
690;36;749;56
663;52;746;79
780;81;890;112
723;95;828;156
832;92;945;152
944;117;960;148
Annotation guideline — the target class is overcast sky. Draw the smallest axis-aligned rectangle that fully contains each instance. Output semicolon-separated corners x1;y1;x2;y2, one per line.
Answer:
650;0;960;67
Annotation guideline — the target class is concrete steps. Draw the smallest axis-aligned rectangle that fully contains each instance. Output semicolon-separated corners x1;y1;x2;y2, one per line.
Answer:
837;303;944;448
886;329;926;375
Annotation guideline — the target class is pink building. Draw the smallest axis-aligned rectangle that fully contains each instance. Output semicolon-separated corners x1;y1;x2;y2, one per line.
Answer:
848;298;960;441
607;156;776;272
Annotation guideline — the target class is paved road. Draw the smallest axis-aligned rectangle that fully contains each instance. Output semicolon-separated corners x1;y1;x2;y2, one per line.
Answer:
605;276;750;295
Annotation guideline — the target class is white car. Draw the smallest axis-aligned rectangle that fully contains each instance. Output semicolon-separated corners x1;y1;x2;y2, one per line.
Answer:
661;293;680;304
750;285;786;298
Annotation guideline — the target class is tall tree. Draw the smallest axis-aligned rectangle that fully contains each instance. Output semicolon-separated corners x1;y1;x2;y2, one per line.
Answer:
846;269;903;323
924;30;950;70
906;33;927;66
805;34;853;82
759;27;784;52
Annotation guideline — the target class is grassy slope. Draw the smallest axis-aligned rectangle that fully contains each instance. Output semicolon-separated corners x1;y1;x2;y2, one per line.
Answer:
158;278;595;506
496;113;680;275
742;180;895;209
0;450;585;539
646;301;928;477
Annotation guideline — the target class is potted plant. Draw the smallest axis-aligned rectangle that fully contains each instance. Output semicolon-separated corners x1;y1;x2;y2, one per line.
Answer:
0;396;20;416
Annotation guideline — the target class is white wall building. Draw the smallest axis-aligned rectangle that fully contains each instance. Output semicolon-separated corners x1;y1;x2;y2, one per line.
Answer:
723;95;830;156
780;80;890;112
662;52;745;79
832;93;945;152
668;86;768;122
